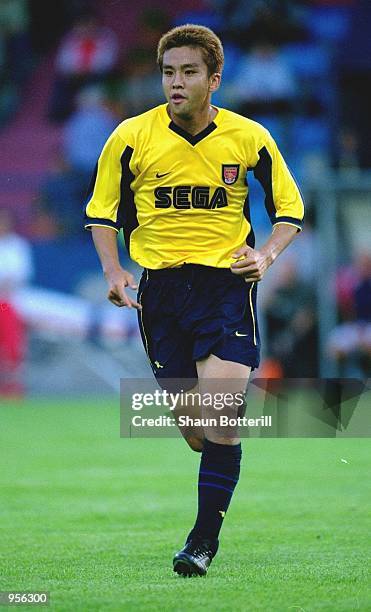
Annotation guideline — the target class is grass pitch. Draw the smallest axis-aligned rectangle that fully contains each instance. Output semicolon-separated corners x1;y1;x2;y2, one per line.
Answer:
0;398;370;611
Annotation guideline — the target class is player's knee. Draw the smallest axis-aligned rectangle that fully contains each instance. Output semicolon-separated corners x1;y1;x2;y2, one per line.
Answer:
186;435;204;452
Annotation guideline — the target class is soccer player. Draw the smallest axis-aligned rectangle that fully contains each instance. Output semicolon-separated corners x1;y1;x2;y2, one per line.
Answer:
84;25;304;576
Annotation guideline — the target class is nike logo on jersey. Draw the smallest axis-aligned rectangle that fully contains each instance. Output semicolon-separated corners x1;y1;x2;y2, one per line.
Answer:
156;171;171;178
235;331;248;337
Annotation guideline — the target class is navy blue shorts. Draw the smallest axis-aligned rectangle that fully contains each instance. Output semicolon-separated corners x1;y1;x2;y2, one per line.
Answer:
137;264;260;388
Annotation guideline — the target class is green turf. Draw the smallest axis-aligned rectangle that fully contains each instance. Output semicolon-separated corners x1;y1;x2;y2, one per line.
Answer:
0;398;370;611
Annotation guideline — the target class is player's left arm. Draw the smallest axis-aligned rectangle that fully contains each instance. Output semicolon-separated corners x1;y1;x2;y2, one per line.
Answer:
231;129;304;282
230;224;297;281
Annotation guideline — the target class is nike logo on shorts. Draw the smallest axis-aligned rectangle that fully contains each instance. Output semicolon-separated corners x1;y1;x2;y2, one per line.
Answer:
156;171;171;178
235;331;248;337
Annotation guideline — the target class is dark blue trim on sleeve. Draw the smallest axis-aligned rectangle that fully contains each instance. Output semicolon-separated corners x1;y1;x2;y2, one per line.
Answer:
273;216;303;230
119;145;138;255
253;146;276;224
84;218;120;231
242;190;256;248
83;162;98;210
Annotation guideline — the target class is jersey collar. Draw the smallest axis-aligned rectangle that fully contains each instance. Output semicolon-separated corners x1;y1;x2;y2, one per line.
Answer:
160;103;223;146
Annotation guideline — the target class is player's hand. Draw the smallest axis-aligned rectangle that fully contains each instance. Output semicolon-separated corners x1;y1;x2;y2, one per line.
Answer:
105;268;142;309
230;245;272;282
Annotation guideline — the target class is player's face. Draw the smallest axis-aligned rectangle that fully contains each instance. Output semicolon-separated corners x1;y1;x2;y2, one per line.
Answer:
162;46;220;120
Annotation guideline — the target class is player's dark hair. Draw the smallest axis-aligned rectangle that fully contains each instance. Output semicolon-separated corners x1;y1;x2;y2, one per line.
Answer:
157;24;224;76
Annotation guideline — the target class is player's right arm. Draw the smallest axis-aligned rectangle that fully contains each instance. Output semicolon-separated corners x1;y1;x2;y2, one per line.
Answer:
84;125;141;309
91;226;141;309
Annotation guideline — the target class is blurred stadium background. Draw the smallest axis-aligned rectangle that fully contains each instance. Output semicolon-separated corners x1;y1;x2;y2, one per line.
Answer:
0;0;370;398
1;4;370;609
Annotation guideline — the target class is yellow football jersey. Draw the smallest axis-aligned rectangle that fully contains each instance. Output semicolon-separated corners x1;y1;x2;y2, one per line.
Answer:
84;103;304;269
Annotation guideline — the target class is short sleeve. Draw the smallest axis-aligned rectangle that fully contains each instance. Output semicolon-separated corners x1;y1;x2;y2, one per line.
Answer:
84;129;134;233
252;131;304;231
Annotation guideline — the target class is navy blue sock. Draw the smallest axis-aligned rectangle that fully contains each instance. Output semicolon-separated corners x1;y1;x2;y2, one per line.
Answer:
187;438;242;547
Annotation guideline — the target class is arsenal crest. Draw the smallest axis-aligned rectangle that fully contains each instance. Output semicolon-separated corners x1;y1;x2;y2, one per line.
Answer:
222;164;240;185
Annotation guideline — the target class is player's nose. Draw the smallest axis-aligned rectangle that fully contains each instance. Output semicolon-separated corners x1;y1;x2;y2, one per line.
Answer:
172;71;184;87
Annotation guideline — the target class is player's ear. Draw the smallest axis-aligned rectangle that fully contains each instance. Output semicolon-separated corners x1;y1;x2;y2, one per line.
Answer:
209;72;221;93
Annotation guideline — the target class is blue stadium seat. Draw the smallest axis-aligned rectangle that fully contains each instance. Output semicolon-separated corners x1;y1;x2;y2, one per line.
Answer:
307;6;351;42
281;43;331;79
173;11;222;30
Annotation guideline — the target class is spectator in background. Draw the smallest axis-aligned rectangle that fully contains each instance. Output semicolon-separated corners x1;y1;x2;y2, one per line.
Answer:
336;127;361;179
338;0;371;168
48;13;119;122
34;86;119;239
136;7;170;51
0;208;33;397
28;0;95;54
63;85;119;177
0;0;31;83
228;40;298;125
242;1;308;48
288;100;331;184
213;0;307;48
0;0;32;125
34;154;84;238
269;209;319;285
263;258;318;377
117;47;164;117
328;252;371;377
